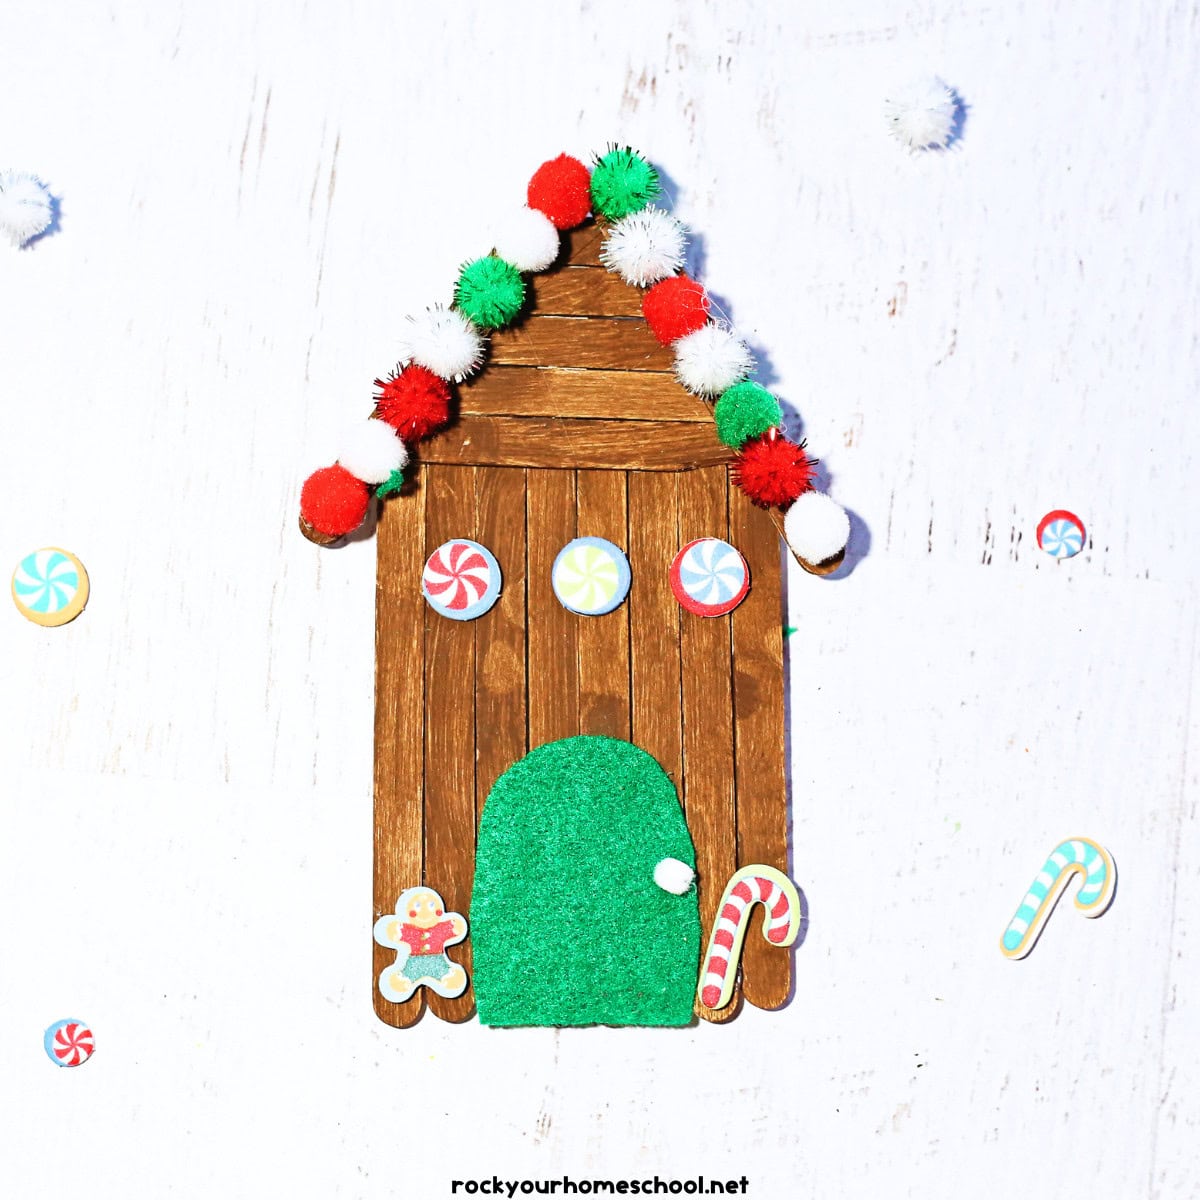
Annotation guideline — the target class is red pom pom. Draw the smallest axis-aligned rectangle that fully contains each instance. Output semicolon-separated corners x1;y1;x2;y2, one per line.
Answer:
300;464;371;538
527;154;591;230
374;365;452;442
642;275;710;345
732;428;816;509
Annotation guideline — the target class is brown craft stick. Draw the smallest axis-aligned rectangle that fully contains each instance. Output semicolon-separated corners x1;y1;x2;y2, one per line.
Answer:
420;415;728;472
677;467;740;1024
458;367;706;423
474;467;528;819
422;465;479;1022
490;317;674;372
575;471;632;740
560;217;609;266
374;477;428;1028
526;470;579;747
730;485;791;1011
528;266;643;318
628;473;682;790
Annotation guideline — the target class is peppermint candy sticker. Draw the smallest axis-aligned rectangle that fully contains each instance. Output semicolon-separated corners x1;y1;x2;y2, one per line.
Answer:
670;538;750;617
1037;510;1086;560
44;1019;95;1068
422;539;502;620
11;547;90;627
552;537;631;616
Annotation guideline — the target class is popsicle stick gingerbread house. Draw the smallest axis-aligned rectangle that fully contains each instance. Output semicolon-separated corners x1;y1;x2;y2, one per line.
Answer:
299;150;849;1028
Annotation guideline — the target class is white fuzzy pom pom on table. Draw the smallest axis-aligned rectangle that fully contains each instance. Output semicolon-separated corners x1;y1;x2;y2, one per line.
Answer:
784;491;850;565
396;306;486;382
337;418;409;484
492;205;560;273
600;207;687;287
884;77;958;151
0;171;53;248
673;323;755;397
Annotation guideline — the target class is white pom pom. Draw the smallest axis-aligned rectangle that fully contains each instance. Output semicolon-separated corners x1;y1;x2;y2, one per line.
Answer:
492;205;560;273
884;76;957;150
784;491;850;565
0;171;53;248
673;324;754;397
599;207;687;287
337;419;409;484
653;858;696;895
397;306;486;382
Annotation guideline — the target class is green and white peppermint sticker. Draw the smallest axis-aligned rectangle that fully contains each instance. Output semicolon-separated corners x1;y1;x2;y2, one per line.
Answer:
551;537;630;616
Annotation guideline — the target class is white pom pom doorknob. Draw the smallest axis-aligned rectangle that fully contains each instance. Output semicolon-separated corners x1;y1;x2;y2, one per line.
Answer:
884;76;958;150
0;171;53;248
338;419;409;484
492;205;560;273
654;858;696;895
784;491;850;574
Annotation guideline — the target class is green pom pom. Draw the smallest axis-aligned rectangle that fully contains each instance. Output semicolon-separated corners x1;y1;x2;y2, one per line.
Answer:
454;256;526;328
375;467;406;499
714;381;783;449
589;147;660;220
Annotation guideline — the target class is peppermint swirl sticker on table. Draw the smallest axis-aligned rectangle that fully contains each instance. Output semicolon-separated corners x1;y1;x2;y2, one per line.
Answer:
421;539;502;621
552;537;631;616
1037;510;1086;559
44;1019;95;1067
11;547;90;627
670;538;750;617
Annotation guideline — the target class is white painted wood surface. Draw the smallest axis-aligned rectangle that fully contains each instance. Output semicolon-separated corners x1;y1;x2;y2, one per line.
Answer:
2;2;1197;1195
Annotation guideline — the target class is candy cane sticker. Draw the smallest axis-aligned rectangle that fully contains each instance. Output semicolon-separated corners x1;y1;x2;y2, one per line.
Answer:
1000;837;1116;960
698;865;802;1011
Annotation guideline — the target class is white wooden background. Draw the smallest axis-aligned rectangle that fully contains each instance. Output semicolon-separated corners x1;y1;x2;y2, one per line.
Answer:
1;2;1197;1196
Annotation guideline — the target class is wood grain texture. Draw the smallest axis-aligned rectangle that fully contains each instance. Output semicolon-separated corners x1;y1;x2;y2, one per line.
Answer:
677;467;740;1023
458;366;707;422
421;465;478;1022
474;467;528;815
729;484;790;1011
373;479;427;1028
528;266;643;318
560;218;608;267
575;470;632;740
526;470;579;747
628;472;683;792
420;414;727;471
489;316;675;371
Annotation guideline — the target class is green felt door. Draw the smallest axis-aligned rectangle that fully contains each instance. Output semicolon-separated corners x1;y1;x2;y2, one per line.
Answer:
471;735;701;1027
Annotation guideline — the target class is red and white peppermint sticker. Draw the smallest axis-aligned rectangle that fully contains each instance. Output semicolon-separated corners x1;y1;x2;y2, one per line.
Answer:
422;539;502;620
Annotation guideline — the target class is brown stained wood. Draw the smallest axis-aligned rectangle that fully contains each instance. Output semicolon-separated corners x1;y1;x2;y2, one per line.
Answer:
458;367;707;423
730;486;791;1011
528;267;643;318
575;471;631;740
374;481;429;1028
422;466;479;1022
490;317;675;372
474;468;528;819
527;470;579;747
560;218;608;266
676;467;740;1024
628;473;683;790
420;415;728;472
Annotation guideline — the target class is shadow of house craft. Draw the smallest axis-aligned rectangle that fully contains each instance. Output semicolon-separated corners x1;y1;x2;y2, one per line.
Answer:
366;218;821;1028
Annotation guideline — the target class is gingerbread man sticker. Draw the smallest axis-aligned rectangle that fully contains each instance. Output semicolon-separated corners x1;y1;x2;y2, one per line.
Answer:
373;886;468;1002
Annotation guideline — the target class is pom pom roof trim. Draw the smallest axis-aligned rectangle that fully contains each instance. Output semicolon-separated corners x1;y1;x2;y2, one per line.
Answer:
298;146;845;572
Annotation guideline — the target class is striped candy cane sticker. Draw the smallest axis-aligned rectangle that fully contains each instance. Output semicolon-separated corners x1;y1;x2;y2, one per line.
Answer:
698;865;802;1011
1000;837;1116;960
